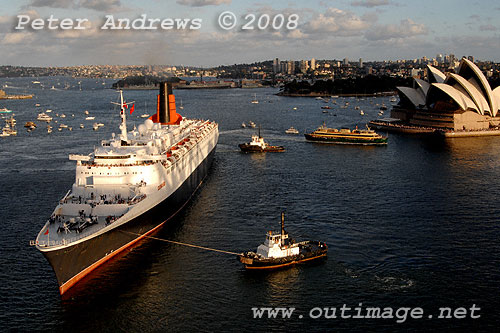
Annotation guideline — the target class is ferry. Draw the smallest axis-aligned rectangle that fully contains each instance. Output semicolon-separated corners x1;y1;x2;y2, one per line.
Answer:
305;123;388;145
237;213;328;270
285;126;299;135
33;82;219;295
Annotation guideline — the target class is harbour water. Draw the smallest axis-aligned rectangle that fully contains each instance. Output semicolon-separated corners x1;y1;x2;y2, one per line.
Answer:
0;77;499;331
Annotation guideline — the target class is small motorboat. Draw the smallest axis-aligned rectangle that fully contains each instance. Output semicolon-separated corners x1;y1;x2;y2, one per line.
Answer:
237;213;328;270
93;122;104;131
285;126;299;134
37;112;52;122
241;122;246;128
24;121;37;129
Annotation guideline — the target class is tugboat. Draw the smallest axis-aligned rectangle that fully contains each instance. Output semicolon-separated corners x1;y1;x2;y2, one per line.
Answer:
305;123;388;145
237;213;328;270
239;128;284;152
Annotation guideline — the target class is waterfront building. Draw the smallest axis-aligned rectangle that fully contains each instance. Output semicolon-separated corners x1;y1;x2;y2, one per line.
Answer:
393;58;500;131
273;58;280;73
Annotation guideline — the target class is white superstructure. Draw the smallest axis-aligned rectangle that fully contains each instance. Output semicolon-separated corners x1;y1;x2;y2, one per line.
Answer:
35;89;218;249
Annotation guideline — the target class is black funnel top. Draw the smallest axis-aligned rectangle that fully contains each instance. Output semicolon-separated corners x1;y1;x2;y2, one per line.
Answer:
159;82;172;124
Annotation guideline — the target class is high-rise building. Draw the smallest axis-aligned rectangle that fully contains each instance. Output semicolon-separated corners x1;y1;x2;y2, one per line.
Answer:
359;58;363;68
273;58;280;73
343;58;349;66
310;58;316;70
300;60;309;73
287;60;295;75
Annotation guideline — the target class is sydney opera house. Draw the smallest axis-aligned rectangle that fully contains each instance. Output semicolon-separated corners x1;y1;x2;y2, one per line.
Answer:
390;58;500;131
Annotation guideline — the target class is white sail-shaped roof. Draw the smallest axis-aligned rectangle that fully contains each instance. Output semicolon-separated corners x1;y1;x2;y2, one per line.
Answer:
396;86;425;108
427;65;446;83
446;73;490;116
429;83;478;112
458;58;498;116
492;87;500;109
414;78;431;96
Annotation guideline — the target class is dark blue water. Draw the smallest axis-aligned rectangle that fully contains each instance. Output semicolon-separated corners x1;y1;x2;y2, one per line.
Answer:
0;77;499;332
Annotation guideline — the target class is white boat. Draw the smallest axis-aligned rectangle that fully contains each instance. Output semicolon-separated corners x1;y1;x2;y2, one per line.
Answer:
32;82;218;295
60;114;66;118
251;93;259;104
360;110;365;116
241;122;246;128
84;110;89;115
1;117;17;137
285;126;299;134
45;109;52;113
85;116;95;120
0;107;12;113
59;124;68;128
248;121;256;128
80;124;84;129
140;114;149;118
37;113;53;122
93;123;104;130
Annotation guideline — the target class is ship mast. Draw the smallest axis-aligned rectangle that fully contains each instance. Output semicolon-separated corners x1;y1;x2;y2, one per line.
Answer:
111;90;134;145
119;90;127;143
281;212;285;245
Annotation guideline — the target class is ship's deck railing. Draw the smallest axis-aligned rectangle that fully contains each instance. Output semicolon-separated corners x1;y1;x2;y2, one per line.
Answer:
81;160;156;167
31;213;126;248
31;221;107;247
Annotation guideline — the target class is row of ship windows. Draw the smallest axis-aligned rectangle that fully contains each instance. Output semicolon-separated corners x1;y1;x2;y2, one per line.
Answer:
80;171;143;175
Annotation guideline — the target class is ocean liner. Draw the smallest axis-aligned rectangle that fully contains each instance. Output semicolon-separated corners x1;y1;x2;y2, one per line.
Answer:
33;82;218;295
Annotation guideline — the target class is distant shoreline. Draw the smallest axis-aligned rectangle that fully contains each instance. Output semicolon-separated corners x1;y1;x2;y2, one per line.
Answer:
276;91;397;97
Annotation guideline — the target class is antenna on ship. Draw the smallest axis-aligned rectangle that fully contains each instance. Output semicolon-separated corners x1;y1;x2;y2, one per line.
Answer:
281;212;285;245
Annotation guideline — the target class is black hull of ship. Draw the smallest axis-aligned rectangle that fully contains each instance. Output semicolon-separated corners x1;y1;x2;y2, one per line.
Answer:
42;148;216;295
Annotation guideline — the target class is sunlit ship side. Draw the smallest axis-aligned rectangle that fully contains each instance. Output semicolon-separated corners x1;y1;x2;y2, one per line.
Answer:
33;82;218;295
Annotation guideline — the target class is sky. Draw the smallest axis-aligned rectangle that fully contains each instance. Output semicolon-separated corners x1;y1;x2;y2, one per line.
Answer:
0;0;499;66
